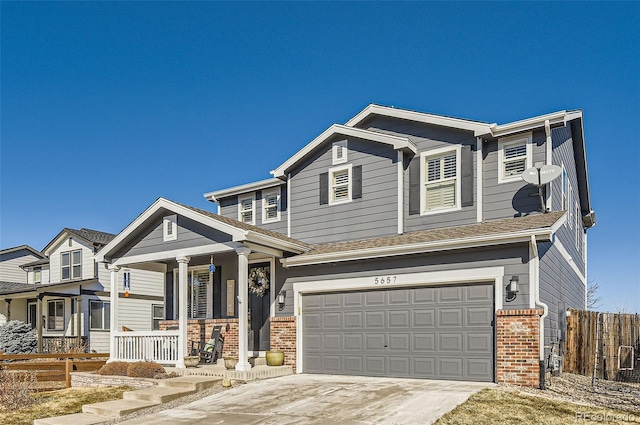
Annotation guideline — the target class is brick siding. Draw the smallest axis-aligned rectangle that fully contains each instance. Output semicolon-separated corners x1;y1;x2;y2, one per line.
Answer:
496;309;543;388
159;318;239;358
270;316;297;373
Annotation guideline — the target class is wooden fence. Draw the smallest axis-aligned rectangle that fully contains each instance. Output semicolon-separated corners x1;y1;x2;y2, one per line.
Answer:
564;309;640;381
0;353;109;390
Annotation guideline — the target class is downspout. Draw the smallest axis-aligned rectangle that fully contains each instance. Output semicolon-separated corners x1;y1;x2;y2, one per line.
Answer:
544;120;552;211
530;234;549;389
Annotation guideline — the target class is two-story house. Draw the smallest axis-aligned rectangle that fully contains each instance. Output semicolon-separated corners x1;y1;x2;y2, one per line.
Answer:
95;104;594;388
0;245;46;325
0;228;165;353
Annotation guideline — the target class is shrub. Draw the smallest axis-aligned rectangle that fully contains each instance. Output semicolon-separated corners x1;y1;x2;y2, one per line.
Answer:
0;369;37;409
126;361;165;378
0;321;37;354
98;361;130;376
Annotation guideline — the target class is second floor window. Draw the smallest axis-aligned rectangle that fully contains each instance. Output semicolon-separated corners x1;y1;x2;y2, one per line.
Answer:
498;133;532;183
262;190;281;223
421;147;460;213
33;267;42;284
330;165;352;204
238;194;255;225
61;250;82;280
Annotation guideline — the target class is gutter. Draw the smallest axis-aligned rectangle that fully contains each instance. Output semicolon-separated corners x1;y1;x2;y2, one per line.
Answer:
530;234;549;389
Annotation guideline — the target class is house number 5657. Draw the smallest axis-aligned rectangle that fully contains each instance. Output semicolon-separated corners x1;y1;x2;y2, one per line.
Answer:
374;276;396;285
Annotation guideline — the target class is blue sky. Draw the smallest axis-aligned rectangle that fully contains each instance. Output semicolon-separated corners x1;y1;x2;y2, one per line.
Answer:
1;2;638;312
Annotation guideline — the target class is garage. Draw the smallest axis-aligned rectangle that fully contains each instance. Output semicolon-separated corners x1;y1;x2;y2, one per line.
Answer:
301;283;494;382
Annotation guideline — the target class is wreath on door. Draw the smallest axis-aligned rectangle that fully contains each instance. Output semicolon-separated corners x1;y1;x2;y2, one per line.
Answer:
248;267;269;297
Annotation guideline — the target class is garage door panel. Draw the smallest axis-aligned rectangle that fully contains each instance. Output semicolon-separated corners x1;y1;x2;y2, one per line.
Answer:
302;283;494;382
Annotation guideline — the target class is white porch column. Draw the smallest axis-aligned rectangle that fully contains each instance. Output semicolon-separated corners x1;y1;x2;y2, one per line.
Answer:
108;265;119;362
176;256;190;369
236;247;252;371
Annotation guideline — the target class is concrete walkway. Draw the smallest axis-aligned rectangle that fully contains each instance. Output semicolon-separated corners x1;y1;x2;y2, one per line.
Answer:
117;374;493;425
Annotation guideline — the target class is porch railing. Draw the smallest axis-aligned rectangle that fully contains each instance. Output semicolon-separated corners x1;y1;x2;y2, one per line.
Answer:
113;331;180;366
42;336;89;353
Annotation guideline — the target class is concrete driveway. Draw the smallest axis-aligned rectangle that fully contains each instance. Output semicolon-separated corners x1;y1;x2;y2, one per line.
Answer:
119;374;493;425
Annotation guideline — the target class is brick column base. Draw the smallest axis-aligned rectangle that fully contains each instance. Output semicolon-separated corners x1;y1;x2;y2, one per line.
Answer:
496;309;543;388
270;316;297;373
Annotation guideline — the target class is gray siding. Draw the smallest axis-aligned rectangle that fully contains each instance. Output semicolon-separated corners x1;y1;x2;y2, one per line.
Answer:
288;135;398;244
116;215;233;259
275;244;532;317
0;250;39;283
360;116;479;232
483;129;546;221
219;184;288;235
551;125;586;274
538;240;586;355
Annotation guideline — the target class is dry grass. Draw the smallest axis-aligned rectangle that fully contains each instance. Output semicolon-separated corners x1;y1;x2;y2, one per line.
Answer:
0;386;129;425
435;388;638;425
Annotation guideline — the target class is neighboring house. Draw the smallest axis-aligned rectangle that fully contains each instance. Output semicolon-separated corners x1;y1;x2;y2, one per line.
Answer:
0;245;46;325
95;104;594;388
0;228;165;353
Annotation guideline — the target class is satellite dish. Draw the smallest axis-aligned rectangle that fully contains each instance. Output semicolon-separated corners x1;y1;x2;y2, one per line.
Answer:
538;164;562;185
522;167;540;185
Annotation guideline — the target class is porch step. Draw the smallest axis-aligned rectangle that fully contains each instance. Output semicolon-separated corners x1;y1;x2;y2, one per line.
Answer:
123;386;196;403
82;398;159;417
34;413;113;425
158;375;222;391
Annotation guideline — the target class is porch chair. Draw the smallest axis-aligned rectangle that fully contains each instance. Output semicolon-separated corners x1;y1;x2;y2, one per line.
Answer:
190;325;225;364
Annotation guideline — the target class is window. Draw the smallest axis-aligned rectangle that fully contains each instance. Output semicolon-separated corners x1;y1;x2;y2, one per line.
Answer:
420;146;461;214
329;164;352;204
47;300;64;331
262;189;281;223
61;250;82;280
238;194;255;225
90;300;110;330
498;133;532;183
27;302;37;329
152;304;164;330
163;215;177;242
332;140;348;165
174;268;211;319
33;267;42;284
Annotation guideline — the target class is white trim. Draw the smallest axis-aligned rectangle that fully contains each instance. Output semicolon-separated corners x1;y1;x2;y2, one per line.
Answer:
293;266;505;374
481;110;582;138
497;132;533;184
163;215;178;242
271;124;416;178
345;104;493;134
203;178;284;203
261;188;281;224
283;226;555;268
287;174;291;237
397;151;403;234
476;137;483;223
112;242;241;267
554;239;587;285
545;120;553;211
238;193;256;225
328;163;353;205
332;140;348;165
420;145;462;216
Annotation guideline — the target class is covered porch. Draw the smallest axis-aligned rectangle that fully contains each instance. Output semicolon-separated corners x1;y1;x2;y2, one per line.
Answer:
95;198;308;370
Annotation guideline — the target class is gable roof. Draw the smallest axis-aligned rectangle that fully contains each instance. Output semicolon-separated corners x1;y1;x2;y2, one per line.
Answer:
203;178;284;203
95;198;311;264
282;211;566;267
270;124;417;179
0;245;44;259
43;227;116;256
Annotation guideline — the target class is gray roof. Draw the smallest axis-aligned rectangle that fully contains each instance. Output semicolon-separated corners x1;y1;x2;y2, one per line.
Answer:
66;228;117;246
0;281;36;295
0;245;44;258
21;258;50;268
296;211;565;258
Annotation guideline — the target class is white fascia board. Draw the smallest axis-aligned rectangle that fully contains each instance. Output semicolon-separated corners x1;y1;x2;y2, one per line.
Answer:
111;242;241;267
203;178;285;203
270;124;416;178
95;198;248;263
482;110;583;138
345;104;493;134
245;231;310;254
43;230;92;257
282;227;555;268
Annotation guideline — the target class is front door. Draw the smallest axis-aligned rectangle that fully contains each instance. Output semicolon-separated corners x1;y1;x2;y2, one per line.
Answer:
248;263;271;351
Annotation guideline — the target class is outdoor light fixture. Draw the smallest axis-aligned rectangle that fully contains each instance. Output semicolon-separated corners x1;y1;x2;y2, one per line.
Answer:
506;275;519;302
278;291;286;310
